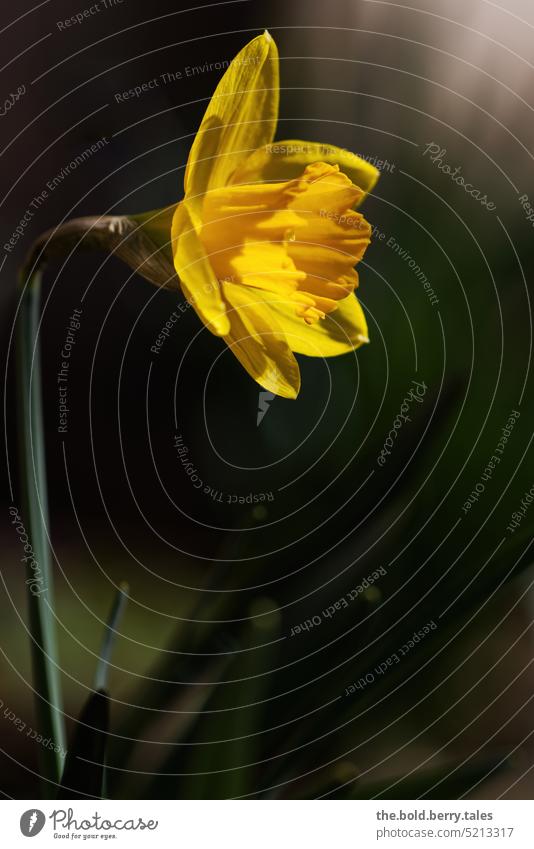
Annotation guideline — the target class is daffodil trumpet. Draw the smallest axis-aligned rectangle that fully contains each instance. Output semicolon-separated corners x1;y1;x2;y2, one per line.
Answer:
23;31;379;399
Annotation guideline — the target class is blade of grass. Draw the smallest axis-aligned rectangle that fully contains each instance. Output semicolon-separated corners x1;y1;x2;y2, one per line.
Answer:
94;582;129;692
60;582;129;798
58;689;109;799
16;268;65;793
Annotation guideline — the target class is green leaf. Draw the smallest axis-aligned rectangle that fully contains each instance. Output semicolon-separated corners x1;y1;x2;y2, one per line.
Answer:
59;689;109;799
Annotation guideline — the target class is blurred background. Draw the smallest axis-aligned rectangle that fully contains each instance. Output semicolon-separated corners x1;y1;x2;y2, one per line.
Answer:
2;0;534;799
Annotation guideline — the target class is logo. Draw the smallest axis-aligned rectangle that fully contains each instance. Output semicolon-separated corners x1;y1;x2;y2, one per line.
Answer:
256;369;279;426
257;390;275;426
20;809;46;837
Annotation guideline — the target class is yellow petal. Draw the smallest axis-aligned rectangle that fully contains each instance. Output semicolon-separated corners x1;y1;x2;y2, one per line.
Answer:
266;291;369;357
184;32;279;199
230;139;379;206
222;281;300;398
171;202;230;336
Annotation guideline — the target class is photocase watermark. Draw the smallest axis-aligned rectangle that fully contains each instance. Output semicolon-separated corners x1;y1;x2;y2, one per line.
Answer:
174;434;274;504
267;144;396;174
257;389;275;426
4;138;109;254
150;303;192;354
56;0;124;31
320;216;438;306
163;52;261;79
462;409;520;514
357;152;396;175
267;142;310;156
518;193;534;229
379;229;439;307
0;84;26;119
20;809;46;837
377;380;428;466
57;308;82;434
344;620;437;696
114;77;159;103
289;566;387;637
319;207;369;231
0;699;67;760
20;806;159;837
256;368;283;427
506;484;534;534
114;54;261;103
422;142;497;212
151;279;231;356
9;506;46;597
46;137;110;192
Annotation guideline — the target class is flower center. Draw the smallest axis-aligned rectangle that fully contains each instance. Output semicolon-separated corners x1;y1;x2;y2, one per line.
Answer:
199;161;371;325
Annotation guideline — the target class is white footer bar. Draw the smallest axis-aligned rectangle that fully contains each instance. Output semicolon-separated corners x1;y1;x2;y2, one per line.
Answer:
4;800;533;848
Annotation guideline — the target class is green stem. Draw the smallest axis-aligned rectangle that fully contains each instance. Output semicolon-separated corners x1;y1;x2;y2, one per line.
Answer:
16;267;65;794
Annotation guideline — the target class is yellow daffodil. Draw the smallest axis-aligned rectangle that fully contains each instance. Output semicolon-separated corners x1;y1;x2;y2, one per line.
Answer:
171;31;379;398
25;32;378;399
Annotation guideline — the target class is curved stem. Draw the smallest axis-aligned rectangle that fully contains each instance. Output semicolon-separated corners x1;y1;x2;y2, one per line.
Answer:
14;206;178;793
22;210;178;292
16;268;65;794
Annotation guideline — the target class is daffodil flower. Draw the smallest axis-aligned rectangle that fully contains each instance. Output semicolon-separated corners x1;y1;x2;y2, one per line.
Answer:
170;31;378;398
25;32;378;398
